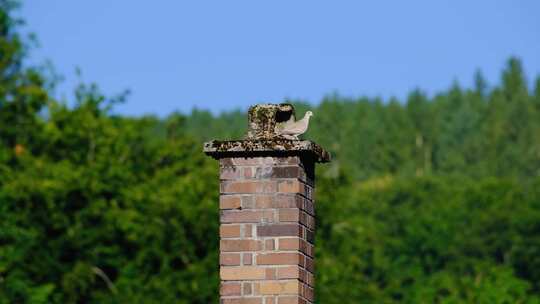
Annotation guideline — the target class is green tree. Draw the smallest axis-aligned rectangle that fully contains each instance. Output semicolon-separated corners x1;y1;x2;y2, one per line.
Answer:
2;1;540;302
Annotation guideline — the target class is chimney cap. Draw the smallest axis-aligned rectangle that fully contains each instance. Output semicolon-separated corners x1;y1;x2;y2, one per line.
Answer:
203;103;331;163
203;139;331;163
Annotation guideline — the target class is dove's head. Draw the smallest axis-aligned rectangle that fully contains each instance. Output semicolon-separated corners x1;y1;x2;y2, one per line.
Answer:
305;111;313;118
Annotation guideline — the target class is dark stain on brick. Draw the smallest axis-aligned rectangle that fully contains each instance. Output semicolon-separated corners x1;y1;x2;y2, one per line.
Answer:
271;166;300;179
257;224;302;237
255;166;273;179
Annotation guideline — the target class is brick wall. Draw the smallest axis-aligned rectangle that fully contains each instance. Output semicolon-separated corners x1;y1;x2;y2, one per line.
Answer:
219;156;316;304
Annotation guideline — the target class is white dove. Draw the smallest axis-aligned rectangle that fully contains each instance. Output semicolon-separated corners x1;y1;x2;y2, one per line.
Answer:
276;111;313;140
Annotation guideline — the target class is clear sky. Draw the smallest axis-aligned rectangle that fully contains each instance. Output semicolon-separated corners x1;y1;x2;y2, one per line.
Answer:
22;0;540;116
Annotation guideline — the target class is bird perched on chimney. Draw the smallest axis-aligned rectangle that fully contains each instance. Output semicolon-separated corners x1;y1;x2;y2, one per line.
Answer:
276;111;313;140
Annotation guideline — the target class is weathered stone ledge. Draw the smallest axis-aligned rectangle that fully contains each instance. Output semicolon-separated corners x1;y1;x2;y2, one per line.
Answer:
204;139;331;163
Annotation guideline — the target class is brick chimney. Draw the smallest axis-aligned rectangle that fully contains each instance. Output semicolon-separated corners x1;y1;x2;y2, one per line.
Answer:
204;104;330;304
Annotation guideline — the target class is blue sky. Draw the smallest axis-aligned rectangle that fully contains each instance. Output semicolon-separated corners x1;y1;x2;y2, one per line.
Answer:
23;0;540;116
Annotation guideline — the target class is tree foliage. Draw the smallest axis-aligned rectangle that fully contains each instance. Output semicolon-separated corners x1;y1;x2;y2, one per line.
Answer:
1;2;540;303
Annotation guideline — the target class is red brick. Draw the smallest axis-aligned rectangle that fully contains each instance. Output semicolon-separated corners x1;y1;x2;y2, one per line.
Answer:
265;268;276;280
221;210;274;223
279;209;300;222
220;266;266;280
304;284;314;301
221;298;262;304
305;256;314;273
305;243;314;258
277;266;301;280
220;196;242;209
222;181;277;194
278;180;304;194
242;195;302;209
220;282;241;296
257;253;302;265
302;198;315;215
259;280;300;295
221;240;262;252
254;195;275;208
278;238;301;251
306;271;315;287
244;224;253;237
220;225;241;238
300;212;315;230
243;167;253;178
299;240;308;256
243;253;253;265
277;296;302;304
220;253;241;266
240;195;255;208
265;239;275;251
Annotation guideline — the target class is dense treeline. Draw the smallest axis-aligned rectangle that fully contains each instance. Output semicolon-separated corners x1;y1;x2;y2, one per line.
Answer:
1;1;540;303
